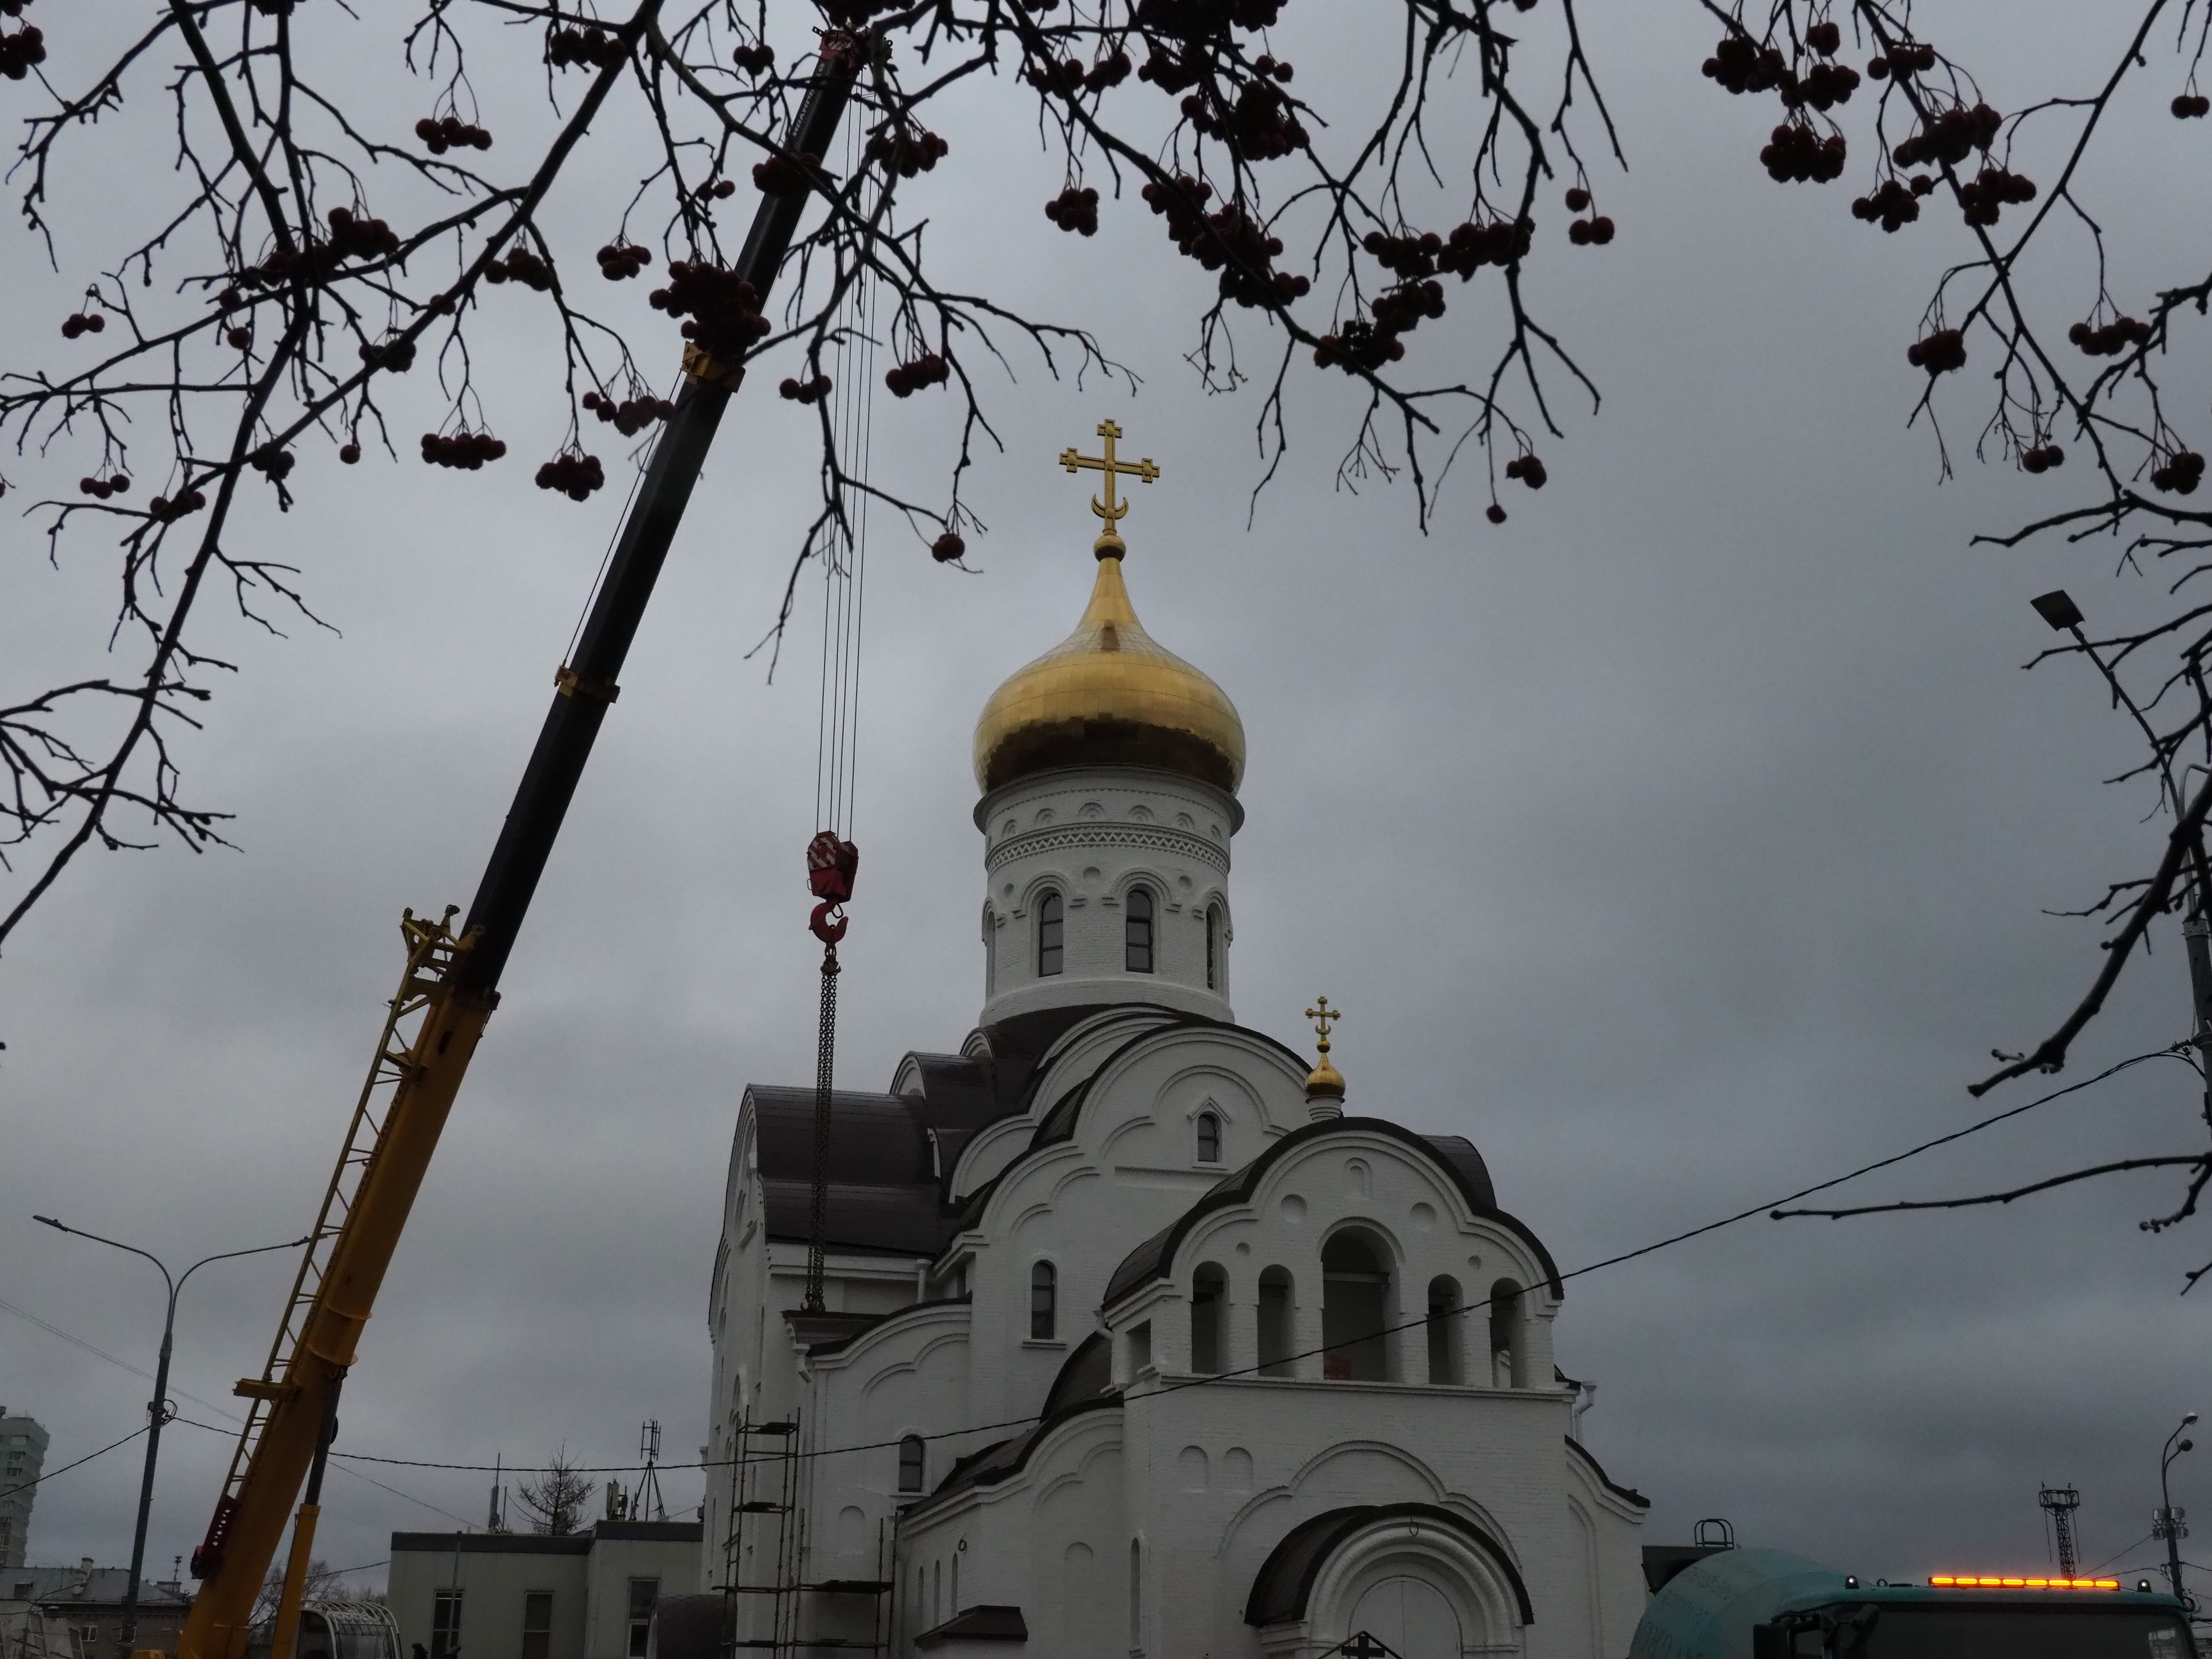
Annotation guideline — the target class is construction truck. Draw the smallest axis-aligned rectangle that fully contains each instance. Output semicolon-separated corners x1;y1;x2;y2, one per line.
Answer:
1632;1544;2198;1659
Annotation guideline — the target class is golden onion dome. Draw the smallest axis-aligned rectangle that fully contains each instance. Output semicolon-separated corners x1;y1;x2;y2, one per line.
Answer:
973;547;1246;796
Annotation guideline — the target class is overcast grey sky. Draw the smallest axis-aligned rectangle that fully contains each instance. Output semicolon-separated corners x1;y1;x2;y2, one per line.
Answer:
3;0;2207;1606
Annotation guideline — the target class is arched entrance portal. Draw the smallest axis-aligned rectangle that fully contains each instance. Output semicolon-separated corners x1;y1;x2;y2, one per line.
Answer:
1348;1575;1461;1657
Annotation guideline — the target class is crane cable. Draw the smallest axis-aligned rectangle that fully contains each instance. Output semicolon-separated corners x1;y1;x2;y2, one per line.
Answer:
801;120;879;1314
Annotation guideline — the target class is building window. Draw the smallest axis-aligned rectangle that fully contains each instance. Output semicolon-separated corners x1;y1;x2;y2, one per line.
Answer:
898;1435;926;1494
431;1591;464;1659
1037;891;1064;975
982;907;996;991
1257;1267;1294;1377
1030;1261;1057;1340
1128;1539;1143;1651
521;1593;553;1659
1427;1277;1464;1385
1190;1263;1225;1374
1489;1278;1525;1389
1126;1320;1152;1375
1124;888;1154;973
1321;1229;1392;1382
1205;905;1223;991
1195;1111;1221;1164
626;1578;658;1659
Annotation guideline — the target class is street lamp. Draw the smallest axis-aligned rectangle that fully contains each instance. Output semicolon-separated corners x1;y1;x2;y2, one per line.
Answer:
33;1215;308;1659
2156;1412;2197;1611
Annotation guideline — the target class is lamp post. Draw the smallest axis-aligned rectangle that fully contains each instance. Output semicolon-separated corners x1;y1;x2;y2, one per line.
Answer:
2156;1412;2197;1611
33;1215;307;1658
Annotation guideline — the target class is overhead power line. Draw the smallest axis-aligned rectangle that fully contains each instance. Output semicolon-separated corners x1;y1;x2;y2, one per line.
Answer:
0;1426;147;1500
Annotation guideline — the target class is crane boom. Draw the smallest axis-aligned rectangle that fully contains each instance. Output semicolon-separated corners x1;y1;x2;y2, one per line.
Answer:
174;50;859;1659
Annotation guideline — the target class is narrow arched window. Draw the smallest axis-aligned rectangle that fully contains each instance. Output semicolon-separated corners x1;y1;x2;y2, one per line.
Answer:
1030;1260;1057;1340
1205;904;1224;991
1037;891;1064;976
1125;887;1154;973
1128;1539;1142;1649
1190;1263;1226;1374
1427;1276;1463;1385
982;906;996;992
1321;1229;1392;1382
897;1435;926;1494
1257;1267;1294;1377
1195;1111;1221;1164
1489;1278;1525;1389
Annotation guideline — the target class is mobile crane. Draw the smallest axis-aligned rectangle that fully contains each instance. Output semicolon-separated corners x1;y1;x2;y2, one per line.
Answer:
169;47;859;1659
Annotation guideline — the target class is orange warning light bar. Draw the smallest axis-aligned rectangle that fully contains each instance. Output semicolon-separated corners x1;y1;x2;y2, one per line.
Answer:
1928;1577;2121;1590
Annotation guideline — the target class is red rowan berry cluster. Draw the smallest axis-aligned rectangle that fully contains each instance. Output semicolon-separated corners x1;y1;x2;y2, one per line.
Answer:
1086;50;1133;90
1866;42;1939;80
1761;122;1847;183
650;262;770;361
0;20;41;79
1565;192;1615;245
1370;279;1445;338
1140;176;1307;308
1703;35;1790;95
695;178;738;202
324;207;402;263
1045;186;1100;236
59;311;105;338
1137;0;1282;30
751;151;819;197
1435;219;1533;274
78;473;130;498
581;390;676;434
1503;453;1548;489
358;335;417;373
415;116;492;153
2174;93;2212;118
249;447;295;482
1138;41;1207;93
147;488;207;523
1850;175;1934;231
339;443;361;464
1485;503;1508;524
2021;444;2066;473
1804;20;1841;55
421;430;506;469
548;24;626;70
1793;60;1860;111
536;451;606;501
1906;327;1966;374
1892;104;2003;169
0;2;34;17
863;125;949;178
1181;77;1306;160
1312;319;1401;372
2151;451;2206;495
732;41;775;76
596;242;652;280
931;532;966;563
779;373;833;403
1957;165;2036;226
1026;55;1087;94
484;244;554;291
227;326;254;349
2069;316;2152;357
885;354;949;396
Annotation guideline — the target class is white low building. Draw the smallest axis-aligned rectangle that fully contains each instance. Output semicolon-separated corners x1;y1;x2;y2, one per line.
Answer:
703;481;1650;1659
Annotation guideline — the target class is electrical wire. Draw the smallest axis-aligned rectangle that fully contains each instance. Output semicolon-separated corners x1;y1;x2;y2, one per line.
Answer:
320;1044;2189;1479
0;1426;147;1500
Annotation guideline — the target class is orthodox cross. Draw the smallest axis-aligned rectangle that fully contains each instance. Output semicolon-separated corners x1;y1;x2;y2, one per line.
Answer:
1305;994;1343;1055
1336;1636;1400;1659
1060;419;1159;550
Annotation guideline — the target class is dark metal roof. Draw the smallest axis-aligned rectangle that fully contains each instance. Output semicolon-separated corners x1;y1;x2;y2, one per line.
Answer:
912;1337;1122;1512
1103;1118;1556;1309
1244;1504;1534;1628
1566;1435;1650;1510
391;1532;593;1556
914;1606;1028;1646
801;1295;972;1358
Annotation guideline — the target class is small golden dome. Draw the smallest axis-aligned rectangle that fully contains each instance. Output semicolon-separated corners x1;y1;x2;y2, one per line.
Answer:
1304;1053;1346;1100
973;548;1246;795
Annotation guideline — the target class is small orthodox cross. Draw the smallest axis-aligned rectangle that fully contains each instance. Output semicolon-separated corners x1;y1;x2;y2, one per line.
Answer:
1059;419;1160;550
1339;1635;1398;1659
1305;994;1343;1054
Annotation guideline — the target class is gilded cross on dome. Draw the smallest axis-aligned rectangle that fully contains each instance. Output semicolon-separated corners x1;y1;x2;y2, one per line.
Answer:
1059;419;1159;557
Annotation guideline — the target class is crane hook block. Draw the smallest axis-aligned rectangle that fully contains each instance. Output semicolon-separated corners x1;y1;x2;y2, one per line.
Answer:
806;832;859;904
809;902;849;946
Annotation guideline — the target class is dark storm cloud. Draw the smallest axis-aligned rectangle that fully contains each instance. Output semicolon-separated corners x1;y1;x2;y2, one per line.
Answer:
3;0;2205;1606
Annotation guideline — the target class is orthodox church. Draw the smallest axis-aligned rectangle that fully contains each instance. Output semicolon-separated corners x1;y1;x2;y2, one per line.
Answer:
701;427;1651;1659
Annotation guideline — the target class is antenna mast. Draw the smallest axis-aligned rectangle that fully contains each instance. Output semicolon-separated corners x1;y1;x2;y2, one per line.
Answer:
2040;1485;2082;1579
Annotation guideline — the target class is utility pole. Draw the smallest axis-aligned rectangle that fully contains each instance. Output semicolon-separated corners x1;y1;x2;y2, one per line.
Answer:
2158;1415;2197;1611
2039;1486;2081;1579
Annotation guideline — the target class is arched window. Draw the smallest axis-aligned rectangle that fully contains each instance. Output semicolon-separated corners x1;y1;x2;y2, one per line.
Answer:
897;1435;926;1494
1037;891;1064;976
1489;1278;1525;1388
1190;1263;1226;1374
1128;1540;1142;1650
1124;887;1154;973
1205;904;1224;991
1321;1229;1392;1382
1257;1266;1294;1377
1426;1276;1463;1385
1195;1111;1221;1164
982;906;996;991
1030;1261;1057;1341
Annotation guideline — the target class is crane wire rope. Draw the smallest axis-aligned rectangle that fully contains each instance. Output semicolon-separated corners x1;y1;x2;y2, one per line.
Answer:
801;121;880;1313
